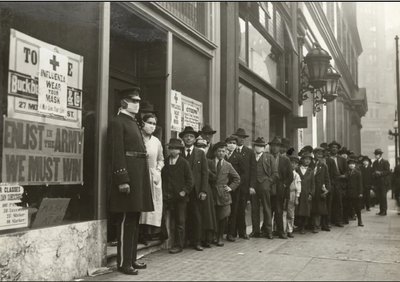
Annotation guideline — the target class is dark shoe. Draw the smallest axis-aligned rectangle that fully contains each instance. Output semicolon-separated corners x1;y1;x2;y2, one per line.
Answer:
343;220;349;225
226;235;236;242
279;233;288;239
312;228;319;234
300;229;306;235
321;227;331;232
202;242;212;248
287;232;294;238
194;245;204;251
250;232;261;238
118;266;138;275
335;223;344;227
169;247;183;254
358;222;364;227
265;233;273;239
239;234;250;240
272;230;279;236
133;262;146;269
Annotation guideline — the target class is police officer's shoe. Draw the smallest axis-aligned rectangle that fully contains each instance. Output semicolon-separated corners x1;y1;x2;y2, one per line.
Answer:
118;266;138;275
133;262;146;269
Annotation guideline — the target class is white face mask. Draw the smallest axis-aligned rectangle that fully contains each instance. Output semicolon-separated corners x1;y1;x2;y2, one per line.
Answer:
349;164;356;170
143;122;156;135
227;143;237;152
255;146;265;154
125;100;140;114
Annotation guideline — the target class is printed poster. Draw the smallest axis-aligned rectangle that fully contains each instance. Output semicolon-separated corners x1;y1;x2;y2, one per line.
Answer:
0;184;28;231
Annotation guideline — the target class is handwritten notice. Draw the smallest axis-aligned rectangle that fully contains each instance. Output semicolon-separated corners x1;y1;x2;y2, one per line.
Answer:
0;184;28;231
181;95;203;131
170;90;182;132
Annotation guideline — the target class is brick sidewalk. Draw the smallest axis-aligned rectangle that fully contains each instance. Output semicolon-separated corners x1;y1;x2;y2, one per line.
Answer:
82;200;400;281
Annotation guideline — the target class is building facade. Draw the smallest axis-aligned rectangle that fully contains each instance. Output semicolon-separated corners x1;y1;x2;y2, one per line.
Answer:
0;2;367;280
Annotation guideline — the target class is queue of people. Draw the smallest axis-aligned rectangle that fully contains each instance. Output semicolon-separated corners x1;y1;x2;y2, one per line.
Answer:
108;88;391;275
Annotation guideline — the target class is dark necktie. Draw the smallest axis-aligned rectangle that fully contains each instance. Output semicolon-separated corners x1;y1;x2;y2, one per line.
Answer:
236;148;241;154
217;159;222;175
186;148;191;159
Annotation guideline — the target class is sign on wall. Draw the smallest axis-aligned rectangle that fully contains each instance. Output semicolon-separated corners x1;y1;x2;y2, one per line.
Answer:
0;184;28;231
2;117;84;185
170;90;182;132
181;95;203;132
8;29;84;128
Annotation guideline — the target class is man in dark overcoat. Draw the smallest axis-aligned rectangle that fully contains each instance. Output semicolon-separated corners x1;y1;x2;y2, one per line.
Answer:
372;149;391;216
264;136;293;239
360;156;373;211
108;87;153;275
180;126;209;251
233;128;256;239
199;124;217;159
328;141;348;227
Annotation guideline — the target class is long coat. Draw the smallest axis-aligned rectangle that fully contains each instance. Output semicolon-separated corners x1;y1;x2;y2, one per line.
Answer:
272;154;293;198
237;146;257;195
208;159;241;206
372;158;391;189
345;169;363;198
312;161;331;216
296;166;315;217
108;113;153;213
360;165;373;189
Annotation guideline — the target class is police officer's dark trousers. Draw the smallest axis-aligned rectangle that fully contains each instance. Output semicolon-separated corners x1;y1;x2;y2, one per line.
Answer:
116;212;140;268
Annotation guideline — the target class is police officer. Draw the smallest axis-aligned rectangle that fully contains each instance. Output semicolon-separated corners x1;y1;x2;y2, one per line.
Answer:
108;87;154;275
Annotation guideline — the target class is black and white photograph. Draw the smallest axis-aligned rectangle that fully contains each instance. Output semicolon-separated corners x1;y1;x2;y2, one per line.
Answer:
0;1;400;281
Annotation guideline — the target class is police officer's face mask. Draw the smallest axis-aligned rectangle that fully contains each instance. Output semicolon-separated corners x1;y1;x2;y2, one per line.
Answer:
124;99;140;114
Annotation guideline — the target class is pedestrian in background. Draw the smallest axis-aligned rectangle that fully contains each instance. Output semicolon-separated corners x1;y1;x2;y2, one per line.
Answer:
372;149;391;216
208;142;241;246
345;158;364;227
162;138;193;254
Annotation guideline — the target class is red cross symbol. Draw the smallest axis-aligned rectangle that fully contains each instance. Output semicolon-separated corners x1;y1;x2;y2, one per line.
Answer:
49;55;59;71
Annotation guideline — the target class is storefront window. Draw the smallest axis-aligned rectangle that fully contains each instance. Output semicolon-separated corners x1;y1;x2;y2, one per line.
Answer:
248;22;278;88
0;3;100;234
172;37;209;132
238;83;254;145
239;17;247;62
255;92;270;141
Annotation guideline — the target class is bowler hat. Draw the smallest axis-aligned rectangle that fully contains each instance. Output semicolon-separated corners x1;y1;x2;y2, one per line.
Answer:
118;87;141;101
320;142;328;149
300;152;314;160
212;141;227;153
140;100;157;113
200;124;217;135
301;145;314;154
339;147;351;155
328;141;342;149
225;135;238;143
166;138;184;149
347;158;357;165
313;147;325;155
287;147;295;156
374;148;383;155
253;137;267;146
361;155;371;163
233;128;249;138
179;126;200;138
268;136;282;146
195;136;208;148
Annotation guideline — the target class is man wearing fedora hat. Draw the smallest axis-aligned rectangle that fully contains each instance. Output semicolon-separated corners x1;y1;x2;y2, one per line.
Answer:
250;137;277;239
162;138;194;254
179;126;210;251
372;148;391;216
264;136;293;239
108;87;153;275
232;128;256;239
199;124;217;159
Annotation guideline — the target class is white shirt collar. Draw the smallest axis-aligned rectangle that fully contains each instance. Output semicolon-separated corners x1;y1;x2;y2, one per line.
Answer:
238;145;244;150
185;145;194;153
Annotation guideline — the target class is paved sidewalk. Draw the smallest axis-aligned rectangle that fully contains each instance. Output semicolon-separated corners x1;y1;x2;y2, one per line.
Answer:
84;200;400;281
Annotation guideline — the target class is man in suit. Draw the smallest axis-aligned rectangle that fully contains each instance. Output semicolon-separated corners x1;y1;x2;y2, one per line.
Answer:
328;141;348;227
233;128;256;239
250;137;278;239
372;149;391;216
180;126;209;251
199;124;217;159
208;142;241;246
264;136;293;239
108;88;152;275
225;135;245;242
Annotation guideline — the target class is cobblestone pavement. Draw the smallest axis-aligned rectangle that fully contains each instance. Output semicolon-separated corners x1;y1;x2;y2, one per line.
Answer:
84;200;400;281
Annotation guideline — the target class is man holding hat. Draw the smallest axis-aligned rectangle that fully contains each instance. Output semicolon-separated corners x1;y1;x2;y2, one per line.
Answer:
179;126;209;251
162;138;194;254
265;136;293;239
250;137;277;239
199;124;217;159
232;128;256;239
108;87;153;275
372;148;391;216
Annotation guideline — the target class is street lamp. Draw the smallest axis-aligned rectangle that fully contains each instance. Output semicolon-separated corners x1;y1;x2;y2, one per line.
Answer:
300;43;341;116
388;111;399;166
